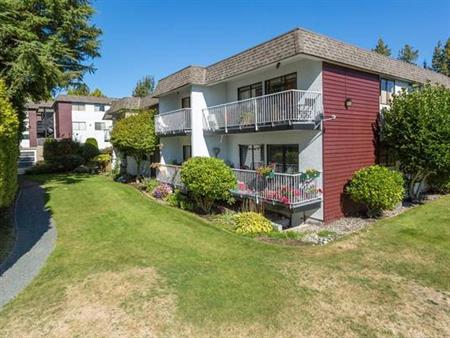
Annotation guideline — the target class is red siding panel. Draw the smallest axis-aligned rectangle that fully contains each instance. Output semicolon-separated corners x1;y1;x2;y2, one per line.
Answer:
322;63;380;222
28;109;38;147
55;102;72;139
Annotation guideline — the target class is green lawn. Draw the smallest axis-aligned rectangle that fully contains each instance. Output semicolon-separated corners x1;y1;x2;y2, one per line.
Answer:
1;174;449;337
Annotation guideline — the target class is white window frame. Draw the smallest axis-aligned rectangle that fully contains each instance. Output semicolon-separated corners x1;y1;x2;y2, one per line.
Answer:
94;104;105;112
95;122;106;130
73;121;87;131
72;103;86;111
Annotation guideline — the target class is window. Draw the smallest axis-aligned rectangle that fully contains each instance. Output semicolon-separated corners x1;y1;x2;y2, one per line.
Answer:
72;121;86;130
239;144;264;170
181;97;191;108
72;103;85;111
265;73;297;94
21;133;29;140
95;122;106;130
380;78;395;104
94;104;105;112
267;144;299;173
238;82;263;100
183;145;192;161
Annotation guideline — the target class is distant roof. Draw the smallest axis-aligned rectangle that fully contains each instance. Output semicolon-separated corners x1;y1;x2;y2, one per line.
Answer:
153;27;450;96
54;95;112;105
103;95;158;120
25;100;54;110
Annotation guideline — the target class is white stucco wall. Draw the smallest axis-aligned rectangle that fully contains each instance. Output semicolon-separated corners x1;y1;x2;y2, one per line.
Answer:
159;135;191;164
158;87;191;113
71;103;112;149
225;57;322;102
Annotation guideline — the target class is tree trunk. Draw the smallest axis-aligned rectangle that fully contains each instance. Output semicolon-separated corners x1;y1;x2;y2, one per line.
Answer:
135;156;142;183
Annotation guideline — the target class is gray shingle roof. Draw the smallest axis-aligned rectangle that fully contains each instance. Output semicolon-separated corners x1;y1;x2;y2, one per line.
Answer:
103;95;158;119
55;95;113;105
153;28;450;96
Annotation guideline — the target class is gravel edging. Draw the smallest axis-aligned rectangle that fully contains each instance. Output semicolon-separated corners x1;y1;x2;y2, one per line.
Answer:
0;180;57;309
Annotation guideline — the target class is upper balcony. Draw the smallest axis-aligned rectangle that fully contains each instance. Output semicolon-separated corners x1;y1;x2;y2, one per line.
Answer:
203;90;322;133
155;108;191;136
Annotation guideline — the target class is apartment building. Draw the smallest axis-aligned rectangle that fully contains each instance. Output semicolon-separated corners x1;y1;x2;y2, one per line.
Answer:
20;95;113;172
151;28;450;226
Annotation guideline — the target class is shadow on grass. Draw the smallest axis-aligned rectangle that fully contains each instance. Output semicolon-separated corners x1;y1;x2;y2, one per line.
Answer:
0;174;91;277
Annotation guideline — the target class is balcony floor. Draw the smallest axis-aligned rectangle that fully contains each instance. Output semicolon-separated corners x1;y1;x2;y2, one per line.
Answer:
204;120;319;135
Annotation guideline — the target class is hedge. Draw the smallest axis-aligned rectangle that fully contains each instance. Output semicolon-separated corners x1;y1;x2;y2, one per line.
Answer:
0;80;19;208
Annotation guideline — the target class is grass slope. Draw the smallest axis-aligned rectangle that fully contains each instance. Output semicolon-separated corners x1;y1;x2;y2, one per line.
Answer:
0;174;449;337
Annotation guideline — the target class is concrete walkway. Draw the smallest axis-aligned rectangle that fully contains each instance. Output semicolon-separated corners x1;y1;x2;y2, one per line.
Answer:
0;180;56;308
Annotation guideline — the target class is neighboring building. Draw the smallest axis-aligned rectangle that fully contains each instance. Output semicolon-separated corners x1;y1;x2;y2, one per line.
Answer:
22;95;113;150
53;95;113;149
20;95;114;172
152;27;450;226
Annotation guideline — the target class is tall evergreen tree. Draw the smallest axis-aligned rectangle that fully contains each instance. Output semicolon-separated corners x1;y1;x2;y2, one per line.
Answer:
132;75;155;97
432;41;445;74
90;88;105;97
372;38;391;56
67;84;91;96
0;0;101;119
444;38;450;76
398;44;419;65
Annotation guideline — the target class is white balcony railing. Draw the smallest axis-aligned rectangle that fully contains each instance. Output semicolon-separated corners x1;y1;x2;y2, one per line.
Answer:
155;164;184;188
155;108;191;135
156;164;322;208
203;90;322;132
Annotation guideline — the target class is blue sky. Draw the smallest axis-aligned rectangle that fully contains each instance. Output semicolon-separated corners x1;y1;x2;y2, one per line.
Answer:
85;0;450;98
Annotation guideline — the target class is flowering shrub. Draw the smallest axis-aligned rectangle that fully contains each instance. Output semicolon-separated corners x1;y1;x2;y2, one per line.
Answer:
152;183;173;200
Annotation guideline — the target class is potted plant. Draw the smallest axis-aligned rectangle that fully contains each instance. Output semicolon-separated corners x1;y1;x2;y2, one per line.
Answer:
256;163;275;179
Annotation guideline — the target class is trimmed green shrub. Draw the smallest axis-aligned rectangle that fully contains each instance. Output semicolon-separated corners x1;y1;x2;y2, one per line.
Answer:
42;139;84;172
0;80;19;208
181;157;236;213
94;153;111;172
82;137;99;161
232;212;273;234
346;165;405;217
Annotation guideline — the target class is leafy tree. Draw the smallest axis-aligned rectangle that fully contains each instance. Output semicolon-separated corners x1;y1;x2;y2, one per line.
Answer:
0;80;19;208
67;84;91;96
180;157;236;213
90;88;105;97
397;44;419;64
372;38;391;56
132;75;155;97
0;0;101;119
110;110;157;179
382;84;450;200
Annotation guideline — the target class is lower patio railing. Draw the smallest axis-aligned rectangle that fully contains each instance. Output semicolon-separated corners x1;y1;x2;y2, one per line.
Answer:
156;164;322;208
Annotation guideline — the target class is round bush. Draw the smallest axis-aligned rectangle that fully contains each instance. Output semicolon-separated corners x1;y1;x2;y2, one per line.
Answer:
181;157;236;213
233;212;273;234
82;138;100;161
346;165;405;217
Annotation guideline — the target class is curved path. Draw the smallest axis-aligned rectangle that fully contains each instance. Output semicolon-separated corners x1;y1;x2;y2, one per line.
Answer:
0;179;56;308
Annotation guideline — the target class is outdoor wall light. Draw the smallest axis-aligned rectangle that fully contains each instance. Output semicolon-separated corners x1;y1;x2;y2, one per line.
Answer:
276;62;281;69
345;98;353;109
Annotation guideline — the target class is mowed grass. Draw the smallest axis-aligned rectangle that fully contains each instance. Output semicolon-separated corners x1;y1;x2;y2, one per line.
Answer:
0;174;449;337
